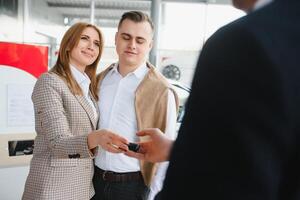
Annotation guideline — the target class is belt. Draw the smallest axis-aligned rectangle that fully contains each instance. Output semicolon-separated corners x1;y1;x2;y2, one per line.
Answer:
95;166;143;182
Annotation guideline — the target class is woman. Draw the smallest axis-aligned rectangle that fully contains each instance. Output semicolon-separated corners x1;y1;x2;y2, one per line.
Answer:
22;22;128;200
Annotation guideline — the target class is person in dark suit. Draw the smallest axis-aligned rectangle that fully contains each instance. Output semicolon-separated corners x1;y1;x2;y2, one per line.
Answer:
126;0;300;199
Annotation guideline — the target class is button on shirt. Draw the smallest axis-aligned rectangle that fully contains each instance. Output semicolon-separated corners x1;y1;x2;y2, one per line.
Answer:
95;62;178;199
70;65;98;119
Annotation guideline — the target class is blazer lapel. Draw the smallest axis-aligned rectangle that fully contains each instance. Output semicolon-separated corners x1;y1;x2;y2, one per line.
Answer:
75;95;97;129
90;92;100;129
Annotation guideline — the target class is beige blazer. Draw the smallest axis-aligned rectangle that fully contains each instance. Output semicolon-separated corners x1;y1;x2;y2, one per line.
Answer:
22;72;99;200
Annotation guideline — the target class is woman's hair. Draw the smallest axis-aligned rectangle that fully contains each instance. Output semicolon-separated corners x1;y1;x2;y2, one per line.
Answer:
50;22;104;101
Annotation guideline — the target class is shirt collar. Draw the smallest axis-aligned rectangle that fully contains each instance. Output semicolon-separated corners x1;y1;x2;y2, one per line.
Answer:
253;0;273;11
110;62;149;79
132;62;148;79
70;64;90;85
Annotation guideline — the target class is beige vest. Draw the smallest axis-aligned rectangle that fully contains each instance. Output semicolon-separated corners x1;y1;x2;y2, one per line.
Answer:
97;62;179;186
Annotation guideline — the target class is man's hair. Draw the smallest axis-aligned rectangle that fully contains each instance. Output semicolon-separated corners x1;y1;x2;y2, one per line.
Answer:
118;11;154;32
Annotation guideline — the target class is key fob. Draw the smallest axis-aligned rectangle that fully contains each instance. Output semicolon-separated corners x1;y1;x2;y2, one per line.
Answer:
128;142;140;152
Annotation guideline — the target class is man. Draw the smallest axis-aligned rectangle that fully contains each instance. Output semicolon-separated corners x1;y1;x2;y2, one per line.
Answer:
92;11;179;200
127;0;300;199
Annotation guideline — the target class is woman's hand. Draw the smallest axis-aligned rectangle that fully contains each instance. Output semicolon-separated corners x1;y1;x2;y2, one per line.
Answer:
88;129;129;153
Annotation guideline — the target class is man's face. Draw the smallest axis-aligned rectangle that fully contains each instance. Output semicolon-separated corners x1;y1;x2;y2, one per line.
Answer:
115;19;153;68
232;0;257;12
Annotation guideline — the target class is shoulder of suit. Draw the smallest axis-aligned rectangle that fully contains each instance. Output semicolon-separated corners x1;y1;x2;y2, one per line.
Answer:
36;72;67;91
201;15;260;58
211;8;267;40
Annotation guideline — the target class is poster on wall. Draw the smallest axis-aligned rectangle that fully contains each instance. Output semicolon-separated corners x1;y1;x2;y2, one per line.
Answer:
0;42;48;133
7;84;35;127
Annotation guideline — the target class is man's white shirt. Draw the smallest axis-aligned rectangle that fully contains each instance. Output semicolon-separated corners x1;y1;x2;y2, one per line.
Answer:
95;62;178;200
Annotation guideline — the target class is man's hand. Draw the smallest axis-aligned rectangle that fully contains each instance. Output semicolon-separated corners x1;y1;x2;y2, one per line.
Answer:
125;128;174;162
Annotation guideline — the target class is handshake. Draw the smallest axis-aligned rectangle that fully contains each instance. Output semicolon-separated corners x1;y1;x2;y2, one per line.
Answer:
87;128;174;162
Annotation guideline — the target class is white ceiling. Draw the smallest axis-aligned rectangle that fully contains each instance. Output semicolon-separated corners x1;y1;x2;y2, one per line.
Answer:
46;0;232;27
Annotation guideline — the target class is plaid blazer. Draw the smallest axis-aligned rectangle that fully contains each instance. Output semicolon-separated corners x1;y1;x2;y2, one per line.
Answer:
22;72;99;200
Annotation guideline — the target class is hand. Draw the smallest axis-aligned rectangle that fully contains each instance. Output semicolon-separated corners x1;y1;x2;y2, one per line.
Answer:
125;128;174;162
88;129;129;153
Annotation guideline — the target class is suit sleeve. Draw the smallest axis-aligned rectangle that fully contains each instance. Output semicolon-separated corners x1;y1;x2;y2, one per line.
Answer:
32;73;92;159
160;25;286;200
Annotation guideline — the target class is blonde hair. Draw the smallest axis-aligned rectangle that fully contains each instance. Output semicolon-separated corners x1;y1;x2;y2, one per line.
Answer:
50;22;104;101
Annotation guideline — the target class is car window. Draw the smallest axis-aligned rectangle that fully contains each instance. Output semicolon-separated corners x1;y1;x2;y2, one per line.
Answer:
170;82;190;125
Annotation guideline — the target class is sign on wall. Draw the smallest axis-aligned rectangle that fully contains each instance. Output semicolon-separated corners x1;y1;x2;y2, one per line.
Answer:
0;42;48;78
0;42;48;133
0;42;48;167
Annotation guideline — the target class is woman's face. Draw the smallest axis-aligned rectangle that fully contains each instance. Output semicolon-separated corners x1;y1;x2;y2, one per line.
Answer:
69;27;101;72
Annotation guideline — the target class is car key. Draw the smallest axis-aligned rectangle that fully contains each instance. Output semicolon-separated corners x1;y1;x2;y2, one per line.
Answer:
128;142;140;152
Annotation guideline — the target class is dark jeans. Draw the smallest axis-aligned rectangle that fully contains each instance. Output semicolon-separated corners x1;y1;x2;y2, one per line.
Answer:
92;167;150;200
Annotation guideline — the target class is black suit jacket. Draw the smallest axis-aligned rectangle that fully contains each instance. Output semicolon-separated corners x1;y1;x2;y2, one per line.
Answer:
158;0;300;199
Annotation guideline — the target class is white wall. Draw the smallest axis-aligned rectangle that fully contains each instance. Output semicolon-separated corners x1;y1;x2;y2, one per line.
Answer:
0;66;36;199
0;166;29;199
0;66;37;134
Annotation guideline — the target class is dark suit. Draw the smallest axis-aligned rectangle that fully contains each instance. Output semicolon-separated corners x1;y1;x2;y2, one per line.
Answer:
159;0;300;199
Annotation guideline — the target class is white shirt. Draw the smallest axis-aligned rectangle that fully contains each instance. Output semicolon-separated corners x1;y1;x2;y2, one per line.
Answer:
254;0;273;11
95;62;177;200
70;65;98;119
